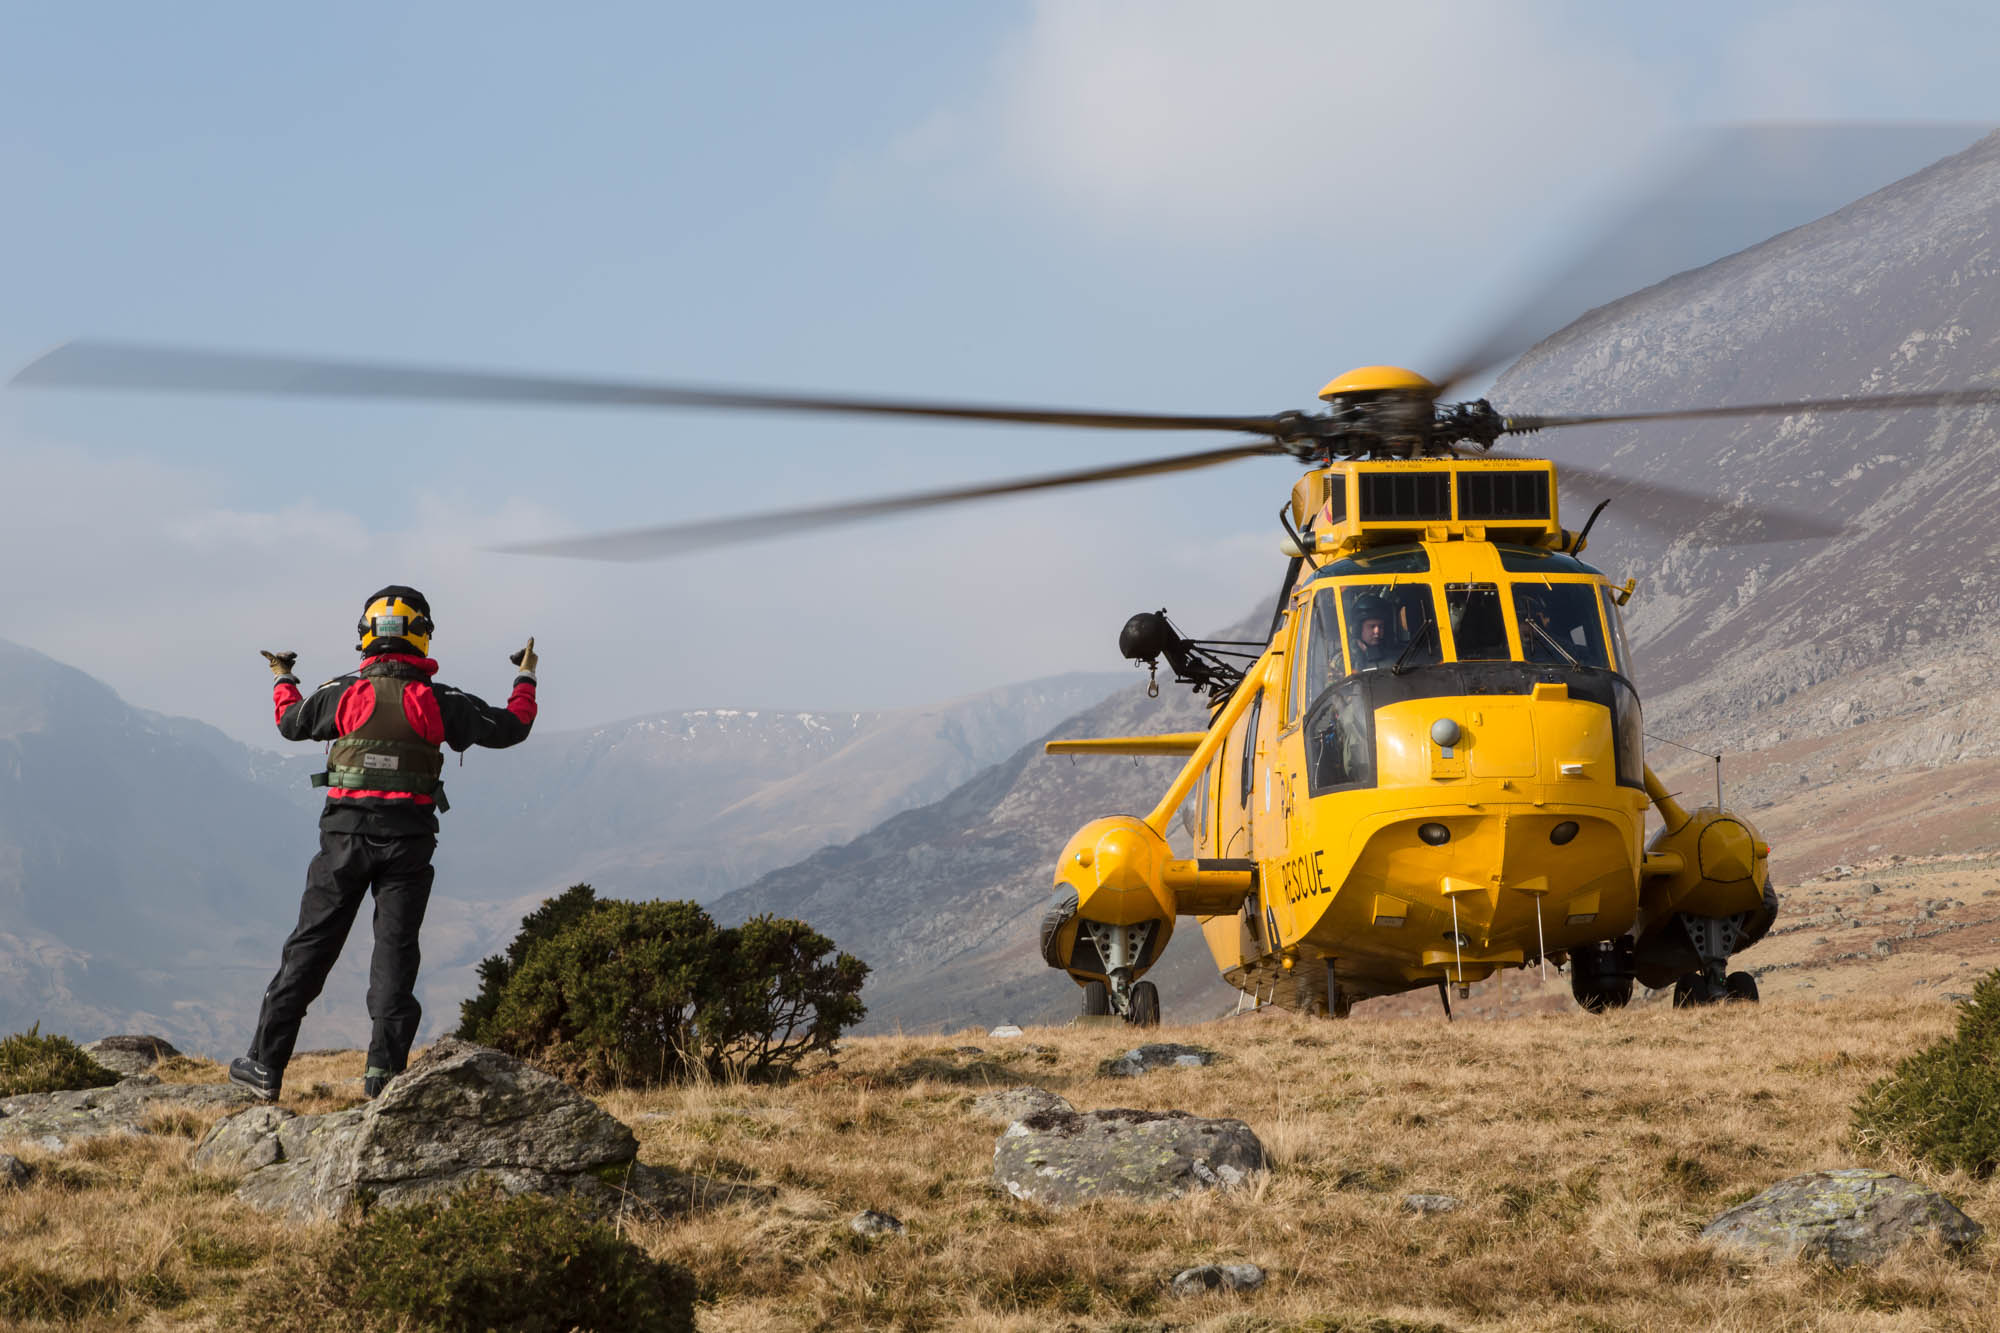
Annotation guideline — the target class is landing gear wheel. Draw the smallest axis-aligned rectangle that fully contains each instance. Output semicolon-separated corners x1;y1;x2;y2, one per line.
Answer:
1569;939;1634;1013
1724;971;1759;1003
1127;980;1160;1027
1573;980;1633;1013
1081;980;1110;1017
1673;972;1720;1008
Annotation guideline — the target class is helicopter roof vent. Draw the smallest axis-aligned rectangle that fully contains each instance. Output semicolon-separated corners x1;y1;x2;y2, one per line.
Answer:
1357;471;1451;522
1456;469;1550;522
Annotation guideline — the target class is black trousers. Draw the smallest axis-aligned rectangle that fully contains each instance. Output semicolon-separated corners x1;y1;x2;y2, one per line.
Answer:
249;829;436;1075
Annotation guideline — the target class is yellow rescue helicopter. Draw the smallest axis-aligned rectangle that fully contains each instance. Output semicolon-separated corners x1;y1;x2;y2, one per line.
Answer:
17;129;1999;1025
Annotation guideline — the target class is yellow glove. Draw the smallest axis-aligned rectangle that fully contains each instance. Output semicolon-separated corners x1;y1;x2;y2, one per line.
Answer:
260;650;299;680
508;637;538;677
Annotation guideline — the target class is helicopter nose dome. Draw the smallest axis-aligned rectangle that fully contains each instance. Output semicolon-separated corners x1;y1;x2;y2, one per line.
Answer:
1318;365;1438;400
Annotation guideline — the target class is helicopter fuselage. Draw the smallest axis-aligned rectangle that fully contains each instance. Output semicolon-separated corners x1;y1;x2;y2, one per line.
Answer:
1044;455;1774;1018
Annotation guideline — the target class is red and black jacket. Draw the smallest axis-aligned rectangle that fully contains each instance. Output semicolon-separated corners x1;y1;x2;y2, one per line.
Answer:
272;652;537;836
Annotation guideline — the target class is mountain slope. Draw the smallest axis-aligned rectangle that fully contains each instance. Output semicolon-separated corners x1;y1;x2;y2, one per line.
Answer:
0;639;298;1050
1495;130;2000;713
712;616;1273;1033
419;671;1127;903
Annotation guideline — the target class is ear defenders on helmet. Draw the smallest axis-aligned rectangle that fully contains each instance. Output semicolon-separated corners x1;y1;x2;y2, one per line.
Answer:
358;597;435;655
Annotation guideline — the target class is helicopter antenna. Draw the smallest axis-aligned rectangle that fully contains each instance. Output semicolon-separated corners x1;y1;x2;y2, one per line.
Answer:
1570;498;1612;553
1646;732;1725;807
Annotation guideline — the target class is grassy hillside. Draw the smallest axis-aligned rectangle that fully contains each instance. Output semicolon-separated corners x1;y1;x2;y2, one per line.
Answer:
2;995;1996;1331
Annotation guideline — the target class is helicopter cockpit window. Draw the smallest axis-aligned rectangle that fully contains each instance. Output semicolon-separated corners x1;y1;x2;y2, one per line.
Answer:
1600;586;1635;680
1306;544;1429;584
1496;545;1604;576
1305;679;1375;795
1445;584;1510;661
1335;584;1440;676
1512;583;1612;669
1238;697;1261;809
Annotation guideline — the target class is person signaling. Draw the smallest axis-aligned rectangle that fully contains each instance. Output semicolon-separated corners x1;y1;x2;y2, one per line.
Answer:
229;586;538;1102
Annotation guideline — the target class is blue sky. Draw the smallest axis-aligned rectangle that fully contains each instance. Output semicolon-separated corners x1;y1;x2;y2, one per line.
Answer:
3;2;1996;745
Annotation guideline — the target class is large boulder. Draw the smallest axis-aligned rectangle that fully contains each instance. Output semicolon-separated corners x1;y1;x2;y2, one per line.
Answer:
0;1074;258;1150
993;1107;1267;1207
1701;1169;1984;1266
197;1038;767;1223
80;1036;181;1078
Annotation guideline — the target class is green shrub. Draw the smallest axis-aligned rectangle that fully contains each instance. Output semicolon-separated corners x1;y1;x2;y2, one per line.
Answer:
701;915;869;1080
486;898;720;1089
0;1024;120;1096
460;888;867;1087
457;883;602;1040
248;1186;693;1333
1853;967;2000;1177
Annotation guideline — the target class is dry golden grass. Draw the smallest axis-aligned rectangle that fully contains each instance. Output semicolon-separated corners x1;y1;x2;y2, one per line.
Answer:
2;998;1994;1331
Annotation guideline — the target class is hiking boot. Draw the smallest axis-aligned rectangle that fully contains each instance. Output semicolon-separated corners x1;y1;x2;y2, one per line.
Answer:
363;1068;395;1099
228;1056;281;1102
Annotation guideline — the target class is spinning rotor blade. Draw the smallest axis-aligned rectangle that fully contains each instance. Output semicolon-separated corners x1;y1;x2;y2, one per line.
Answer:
11;340;1286;436
1486;453;1846;545
492;439;1284;561
1504;384;2000;435
1430;124;1992;394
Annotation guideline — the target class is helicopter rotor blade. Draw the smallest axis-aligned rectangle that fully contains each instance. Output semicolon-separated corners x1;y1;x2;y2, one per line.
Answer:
1429;123;1992;395
1503;384;2000;435
11;340;1288;436
1479;451;1846;545
491;439;1286;561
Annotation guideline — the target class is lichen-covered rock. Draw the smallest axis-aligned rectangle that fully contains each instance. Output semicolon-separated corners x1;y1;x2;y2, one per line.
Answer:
0;1153;33;1188
1099;1044;1217;1078
80;1036;181;1078
192;1105;297;1174
0;1075;259;1150
1701;1168;1984;1266
221;1038;769;1223
968;1086;1074;1127
993;1107;1266;1207
1170;1263;1265;1297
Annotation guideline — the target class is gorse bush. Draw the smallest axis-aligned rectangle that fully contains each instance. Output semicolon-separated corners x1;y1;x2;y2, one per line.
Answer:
456;883;604;1041
1853;966;2000;1177
248;1186;694;1333
458;885;867;1087
0;1024;119;1096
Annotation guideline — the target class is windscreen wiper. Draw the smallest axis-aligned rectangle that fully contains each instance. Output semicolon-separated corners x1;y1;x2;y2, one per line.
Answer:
1390;614;1438;676
1525;619;1580;668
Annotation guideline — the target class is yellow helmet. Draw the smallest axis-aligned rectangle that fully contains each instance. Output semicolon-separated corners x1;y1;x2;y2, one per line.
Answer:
357;585;434;656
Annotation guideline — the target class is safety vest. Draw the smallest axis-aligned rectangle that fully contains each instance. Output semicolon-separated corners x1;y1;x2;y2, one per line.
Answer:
312;661;447;807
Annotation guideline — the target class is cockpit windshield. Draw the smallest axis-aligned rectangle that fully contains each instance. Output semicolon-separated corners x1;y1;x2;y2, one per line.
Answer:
1445;584;1510;661
1513;583;1612;669
1309;572;1618;684
1310;583;1440;686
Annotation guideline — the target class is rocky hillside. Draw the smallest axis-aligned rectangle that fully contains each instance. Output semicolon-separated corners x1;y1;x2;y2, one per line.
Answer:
1494;130;2000;723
